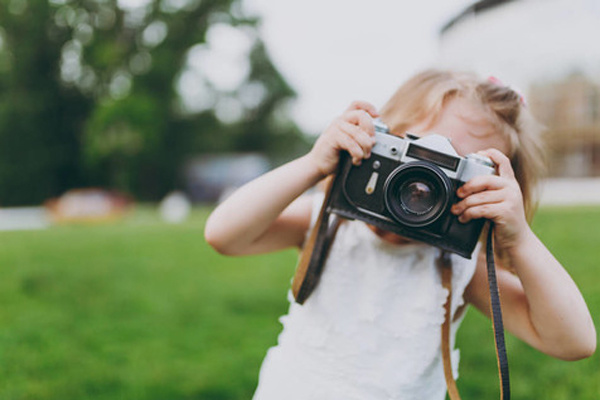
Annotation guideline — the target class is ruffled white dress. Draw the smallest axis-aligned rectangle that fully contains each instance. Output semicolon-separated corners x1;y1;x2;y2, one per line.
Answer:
253;195;478;400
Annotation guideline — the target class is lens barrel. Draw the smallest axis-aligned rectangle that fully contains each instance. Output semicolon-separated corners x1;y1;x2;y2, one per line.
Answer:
383;162;452;227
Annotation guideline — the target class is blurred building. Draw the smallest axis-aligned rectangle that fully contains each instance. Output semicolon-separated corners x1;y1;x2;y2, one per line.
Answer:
529;74;600;177
439;0;600;177
184;153;270;202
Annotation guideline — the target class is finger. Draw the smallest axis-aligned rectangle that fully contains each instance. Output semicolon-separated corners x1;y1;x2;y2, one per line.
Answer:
346;100;379;118
451;189;505;216
336;132;365;165
339;121;375;156
343;109;376;136
340;128;370;164
457;175;506;198
456;203;501;224
478;148;515;178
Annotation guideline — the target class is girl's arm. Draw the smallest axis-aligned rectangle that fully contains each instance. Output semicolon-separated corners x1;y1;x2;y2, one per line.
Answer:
455;149;596;361
204;155;320;255
204;101;379;255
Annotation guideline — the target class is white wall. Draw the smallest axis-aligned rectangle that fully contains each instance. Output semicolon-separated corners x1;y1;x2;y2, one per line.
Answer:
438;0;600;90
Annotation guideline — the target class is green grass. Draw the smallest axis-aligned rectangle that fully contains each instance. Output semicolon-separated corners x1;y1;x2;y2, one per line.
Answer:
0;206;598;399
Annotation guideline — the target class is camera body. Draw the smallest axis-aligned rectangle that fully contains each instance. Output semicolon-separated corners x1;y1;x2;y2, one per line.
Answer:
327;120;496;258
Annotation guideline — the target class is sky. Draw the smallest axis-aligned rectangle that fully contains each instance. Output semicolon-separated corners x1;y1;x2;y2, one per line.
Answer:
242;0;475;133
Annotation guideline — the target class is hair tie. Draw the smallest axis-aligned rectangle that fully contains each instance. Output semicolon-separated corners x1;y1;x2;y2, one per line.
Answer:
487;76;527;107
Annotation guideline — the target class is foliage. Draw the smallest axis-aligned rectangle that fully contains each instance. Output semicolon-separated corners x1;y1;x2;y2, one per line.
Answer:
0;0;308;205
0;205;598;399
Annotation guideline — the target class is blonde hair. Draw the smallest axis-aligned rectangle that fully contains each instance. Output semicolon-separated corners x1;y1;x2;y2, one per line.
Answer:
380;69;546;222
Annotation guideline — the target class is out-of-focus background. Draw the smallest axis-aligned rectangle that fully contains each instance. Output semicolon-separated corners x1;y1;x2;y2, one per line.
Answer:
0;0;598;399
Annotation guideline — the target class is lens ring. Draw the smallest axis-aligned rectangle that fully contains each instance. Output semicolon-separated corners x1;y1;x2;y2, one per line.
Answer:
383;162;453;227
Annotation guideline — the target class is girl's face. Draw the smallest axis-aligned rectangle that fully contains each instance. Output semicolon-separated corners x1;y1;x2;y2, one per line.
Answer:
406;96;510;157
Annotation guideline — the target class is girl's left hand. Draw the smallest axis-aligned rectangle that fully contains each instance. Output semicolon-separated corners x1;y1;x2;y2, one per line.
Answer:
450;148;530;251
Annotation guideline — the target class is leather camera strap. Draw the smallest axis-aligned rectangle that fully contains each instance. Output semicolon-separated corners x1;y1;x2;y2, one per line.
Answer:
292;177;341;304
439;223;510;400
486;223;511;400
438;251;462;400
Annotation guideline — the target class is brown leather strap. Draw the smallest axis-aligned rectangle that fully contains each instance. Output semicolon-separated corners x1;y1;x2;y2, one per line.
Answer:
439;251;462;400
292;177;340;304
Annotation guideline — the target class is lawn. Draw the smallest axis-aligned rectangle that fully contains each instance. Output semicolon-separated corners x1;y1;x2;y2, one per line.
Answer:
0;206;598;399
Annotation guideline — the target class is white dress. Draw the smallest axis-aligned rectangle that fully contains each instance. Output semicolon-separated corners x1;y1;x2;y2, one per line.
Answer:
253;195;478;400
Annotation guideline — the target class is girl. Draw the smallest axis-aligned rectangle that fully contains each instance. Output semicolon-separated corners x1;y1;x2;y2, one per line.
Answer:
204;70;596;399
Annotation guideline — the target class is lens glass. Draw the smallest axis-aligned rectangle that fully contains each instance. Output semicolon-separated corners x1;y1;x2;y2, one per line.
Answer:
399;181;436;215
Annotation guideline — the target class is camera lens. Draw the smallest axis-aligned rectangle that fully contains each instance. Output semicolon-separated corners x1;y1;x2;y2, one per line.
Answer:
383;162;452;227
399;181;436;215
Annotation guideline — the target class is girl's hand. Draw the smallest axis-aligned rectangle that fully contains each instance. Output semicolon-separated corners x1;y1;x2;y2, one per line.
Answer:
450;148;530;251
308;101;379;177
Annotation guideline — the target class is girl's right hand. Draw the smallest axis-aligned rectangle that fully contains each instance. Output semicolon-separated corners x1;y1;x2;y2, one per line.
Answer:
308;101;380;177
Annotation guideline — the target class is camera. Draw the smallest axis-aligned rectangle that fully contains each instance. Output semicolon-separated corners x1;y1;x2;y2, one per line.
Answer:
327;119;496;258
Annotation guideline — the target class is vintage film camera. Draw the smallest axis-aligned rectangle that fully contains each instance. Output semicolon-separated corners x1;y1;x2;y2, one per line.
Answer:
327;119;497;258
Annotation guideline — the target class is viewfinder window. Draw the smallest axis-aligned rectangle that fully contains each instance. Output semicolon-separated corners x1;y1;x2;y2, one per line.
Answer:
406;144;459;171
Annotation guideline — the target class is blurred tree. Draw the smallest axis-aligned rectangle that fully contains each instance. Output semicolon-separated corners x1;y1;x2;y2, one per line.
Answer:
0;0;92;206
0;0;307;205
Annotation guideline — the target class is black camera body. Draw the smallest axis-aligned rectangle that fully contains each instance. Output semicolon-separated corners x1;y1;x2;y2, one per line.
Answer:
327;120;496;258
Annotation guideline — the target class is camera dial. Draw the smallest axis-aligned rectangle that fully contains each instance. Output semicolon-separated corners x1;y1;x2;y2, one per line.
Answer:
466;153;495;168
